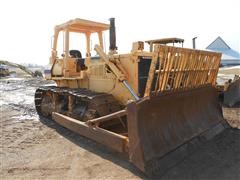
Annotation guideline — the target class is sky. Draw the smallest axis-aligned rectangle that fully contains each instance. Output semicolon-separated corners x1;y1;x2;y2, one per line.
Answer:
0;0;239;65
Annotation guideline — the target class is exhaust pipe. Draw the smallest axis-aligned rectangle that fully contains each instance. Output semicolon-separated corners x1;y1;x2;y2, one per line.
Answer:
109;18;117;51
192;37;197;49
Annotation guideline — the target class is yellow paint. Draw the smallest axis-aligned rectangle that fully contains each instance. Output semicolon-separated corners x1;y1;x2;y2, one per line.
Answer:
48;18;222;105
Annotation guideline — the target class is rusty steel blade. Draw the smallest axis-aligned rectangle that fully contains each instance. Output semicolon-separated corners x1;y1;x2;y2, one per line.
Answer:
127;85;227;176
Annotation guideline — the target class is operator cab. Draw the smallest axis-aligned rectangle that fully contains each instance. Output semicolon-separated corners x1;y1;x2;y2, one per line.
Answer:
50;18;109;77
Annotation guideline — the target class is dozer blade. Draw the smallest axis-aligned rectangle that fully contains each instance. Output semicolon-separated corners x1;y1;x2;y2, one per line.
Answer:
127;85;228;176
223;78;240;107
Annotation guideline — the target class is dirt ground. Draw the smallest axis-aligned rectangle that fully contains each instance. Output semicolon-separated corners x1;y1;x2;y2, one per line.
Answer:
1;75;240;179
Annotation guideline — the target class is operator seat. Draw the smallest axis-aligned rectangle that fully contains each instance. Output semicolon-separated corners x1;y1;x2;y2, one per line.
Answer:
69;50;82;59
69;50;86;71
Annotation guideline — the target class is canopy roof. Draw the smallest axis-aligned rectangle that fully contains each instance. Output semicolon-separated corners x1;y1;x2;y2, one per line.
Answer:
146;38;184;44
55;18;110;33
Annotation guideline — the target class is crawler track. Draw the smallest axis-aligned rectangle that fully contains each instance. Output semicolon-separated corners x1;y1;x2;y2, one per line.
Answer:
34;86;122;121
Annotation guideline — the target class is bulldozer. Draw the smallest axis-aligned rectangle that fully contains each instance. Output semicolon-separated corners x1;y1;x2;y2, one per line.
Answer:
35;18;228;176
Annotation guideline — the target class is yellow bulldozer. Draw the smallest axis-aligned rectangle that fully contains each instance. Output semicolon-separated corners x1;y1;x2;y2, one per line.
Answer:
35;18;228;176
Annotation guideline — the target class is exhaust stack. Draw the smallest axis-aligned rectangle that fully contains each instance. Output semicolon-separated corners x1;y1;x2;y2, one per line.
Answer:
109;18;117;51
192;37;197;49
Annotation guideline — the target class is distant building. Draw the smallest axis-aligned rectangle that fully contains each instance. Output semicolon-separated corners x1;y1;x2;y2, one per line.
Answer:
206;36;240;66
